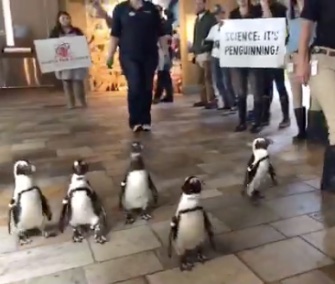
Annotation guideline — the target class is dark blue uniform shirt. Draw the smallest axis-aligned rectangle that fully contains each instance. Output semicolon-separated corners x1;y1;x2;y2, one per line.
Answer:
111;1;166;59
301;0;335;49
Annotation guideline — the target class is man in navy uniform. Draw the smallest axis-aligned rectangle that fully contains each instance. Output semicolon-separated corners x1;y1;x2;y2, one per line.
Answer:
103;0;169;132
297;0;335;192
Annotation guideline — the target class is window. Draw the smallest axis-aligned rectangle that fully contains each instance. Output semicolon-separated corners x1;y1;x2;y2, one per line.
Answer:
2;0;14;46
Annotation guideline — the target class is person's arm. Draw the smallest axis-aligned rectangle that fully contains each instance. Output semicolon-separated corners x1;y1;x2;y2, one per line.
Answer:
108;5;121;60
49;28;59;38
260;0;273;18
298;0;318;64
152;5;169;56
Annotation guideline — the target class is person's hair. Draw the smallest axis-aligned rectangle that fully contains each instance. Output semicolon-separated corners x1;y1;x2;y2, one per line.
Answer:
52;11;72;35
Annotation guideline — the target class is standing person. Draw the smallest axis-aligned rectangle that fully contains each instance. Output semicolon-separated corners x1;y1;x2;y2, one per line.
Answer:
230;0;264;133
297;0;335;191
191;0;217;109
49;11;88;109
153;5;174;104
261;0;291;129
205;4;236;113
105;0;169;132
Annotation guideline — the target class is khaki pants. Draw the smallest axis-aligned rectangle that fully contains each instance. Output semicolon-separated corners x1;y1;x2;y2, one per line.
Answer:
62;80;87;108
196;60;215;104
309;48;335;144
287;53;304;108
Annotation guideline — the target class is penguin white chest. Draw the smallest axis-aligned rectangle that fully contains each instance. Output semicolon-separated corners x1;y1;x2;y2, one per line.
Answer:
18;191;44;230
175;211;206;254
124;170;150;210
70;191;98;226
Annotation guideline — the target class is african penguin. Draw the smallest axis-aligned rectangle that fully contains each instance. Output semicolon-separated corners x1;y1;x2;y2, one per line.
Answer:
242;137;277;200
168;176;215;271
119;141;158;224
8;160;52;245
59;159;107;244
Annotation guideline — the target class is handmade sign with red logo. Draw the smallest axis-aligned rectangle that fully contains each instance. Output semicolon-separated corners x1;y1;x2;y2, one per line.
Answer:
34;36;91;73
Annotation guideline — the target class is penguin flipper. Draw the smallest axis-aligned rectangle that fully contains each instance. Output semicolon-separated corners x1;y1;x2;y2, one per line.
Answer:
36;187;52;221
148;174;158;205
91;191;107;227
203;211;215;250
269;162;278;185
119;172;128;210
59;197;70;233
244;154;257;188
168;216;179;258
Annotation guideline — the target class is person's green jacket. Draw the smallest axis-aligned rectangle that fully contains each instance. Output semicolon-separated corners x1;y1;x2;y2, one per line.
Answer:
191;10;217;55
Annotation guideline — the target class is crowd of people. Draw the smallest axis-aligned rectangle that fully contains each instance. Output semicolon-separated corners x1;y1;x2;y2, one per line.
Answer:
50;0;335;193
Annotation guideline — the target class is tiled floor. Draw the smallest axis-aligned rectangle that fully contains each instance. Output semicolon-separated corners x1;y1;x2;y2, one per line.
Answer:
0;89;335;284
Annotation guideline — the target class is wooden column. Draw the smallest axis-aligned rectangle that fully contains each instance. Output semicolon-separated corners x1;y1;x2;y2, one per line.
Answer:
179;0;237;93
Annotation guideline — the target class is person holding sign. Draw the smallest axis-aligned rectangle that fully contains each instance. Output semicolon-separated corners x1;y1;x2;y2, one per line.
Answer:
49;11;88;109
106;0;169;132
297;0;335;192
206;4;236;113
229;0;264;133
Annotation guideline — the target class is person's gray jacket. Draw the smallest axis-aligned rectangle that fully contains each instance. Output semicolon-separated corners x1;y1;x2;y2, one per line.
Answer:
191;10;217;55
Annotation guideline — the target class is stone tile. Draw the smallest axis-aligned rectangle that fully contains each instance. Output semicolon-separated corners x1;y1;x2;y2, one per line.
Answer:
200;188;222;199
10;268;88;284
320;264;335;281
117;278;147;284
146;254;263;284
0;226;17;253
270;215;325;237
266;182;316;199
89;225;161;262
309;208;335;228
84;251;162;284
238;237;333;282
56;147;94;157
281;270;335;284
264;192;322;219
215;225;285;254
213;202;281;230
0;241;93;283
302;227;335;258
11;142;45;152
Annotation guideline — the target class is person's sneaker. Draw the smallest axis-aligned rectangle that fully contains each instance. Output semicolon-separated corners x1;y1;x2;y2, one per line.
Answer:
142;124;151;131
193;101;206;107
161;97;173;103
278;118;291;129
152;98;160;105
235;123;247;132
132;125;142;132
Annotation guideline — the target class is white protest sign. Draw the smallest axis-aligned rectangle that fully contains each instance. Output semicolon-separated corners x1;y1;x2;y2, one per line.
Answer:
219;18;286;68
34;36;91;73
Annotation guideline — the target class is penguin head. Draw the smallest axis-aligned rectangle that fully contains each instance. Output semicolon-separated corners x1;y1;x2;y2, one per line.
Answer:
130;141;143;159
13;160;36;177
182;176;203;195
72;160;89;175
252;137;273;151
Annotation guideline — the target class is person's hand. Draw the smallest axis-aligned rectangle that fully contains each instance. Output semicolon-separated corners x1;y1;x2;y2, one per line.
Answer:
296;58;310;86
106;56;114;69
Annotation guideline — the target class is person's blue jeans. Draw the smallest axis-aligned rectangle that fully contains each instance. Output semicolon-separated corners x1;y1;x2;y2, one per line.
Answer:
211;57;236;108
120;55;158;127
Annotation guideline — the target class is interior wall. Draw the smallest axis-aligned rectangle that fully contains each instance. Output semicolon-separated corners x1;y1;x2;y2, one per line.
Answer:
0;1;5;47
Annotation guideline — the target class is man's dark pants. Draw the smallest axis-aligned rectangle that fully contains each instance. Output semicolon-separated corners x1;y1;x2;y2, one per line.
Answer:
120;55;158;128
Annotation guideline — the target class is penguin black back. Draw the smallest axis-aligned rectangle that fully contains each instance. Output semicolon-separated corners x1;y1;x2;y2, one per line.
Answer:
181;176;202;195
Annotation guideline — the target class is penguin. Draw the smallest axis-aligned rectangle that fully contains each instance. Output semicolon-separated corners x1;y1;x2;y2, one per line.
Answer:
168;176;215;271
59;159;107;244
8;160;52;245
119;141;158;224
242;137;278;200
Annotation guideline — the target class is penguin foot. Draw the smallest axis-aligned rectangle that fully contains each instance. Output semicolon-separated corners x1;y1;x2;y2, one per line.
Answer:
140;213;152;221
125;216;135;224
94;234;107;244
252;190;265;199
197;253;208;263
72;235;84;242
180;261;194;271
19;237;32;246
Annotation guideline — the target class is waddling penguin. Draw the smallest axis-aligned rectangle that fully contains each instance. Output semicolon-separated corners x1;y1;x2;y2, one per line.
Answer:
59;160;107;244
242;137;278;200
168;176;215;271
119;141;158;224
8;160;52;245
